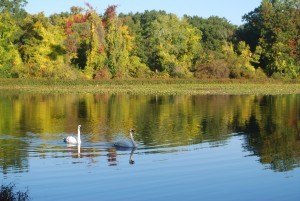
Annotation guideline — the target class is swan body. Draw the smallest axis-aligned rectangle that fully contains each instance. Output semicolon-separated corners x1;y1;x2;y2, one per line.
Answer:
64;125;81;144
114;129;137;148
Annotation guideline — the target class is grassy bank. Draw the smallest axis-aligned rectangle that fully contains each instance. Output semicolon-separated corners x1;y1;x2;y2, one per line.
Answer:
0;78;300;95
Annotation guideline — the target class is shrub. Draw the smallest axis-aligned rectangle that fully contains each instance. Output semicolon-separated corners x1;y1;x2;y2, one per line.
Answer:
194;60;230;79
255;67;267;79
0;66;13;78
128;56;152;78
0;183;30;201
94;67;112;80
151;70;170;79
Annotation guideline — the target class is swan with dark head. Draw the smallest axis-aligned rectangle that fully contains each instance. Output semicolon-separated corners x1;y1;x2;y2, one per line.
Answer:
64;125;81;145
114;129;137;148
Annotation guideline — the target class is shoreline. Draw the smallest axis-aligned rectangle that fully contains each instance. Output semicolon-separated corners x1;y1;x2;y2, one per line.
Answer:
0;79;300;95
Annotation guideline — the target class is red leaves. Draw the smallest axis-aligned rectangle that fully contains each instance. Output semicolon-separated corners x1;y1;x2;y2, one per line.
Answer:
65;14;89;35
98;46;105;54
102;5;118;28
65;20;73;35
105;5;117;19
65;4;118;35
85;2;94;12
287;39;298;58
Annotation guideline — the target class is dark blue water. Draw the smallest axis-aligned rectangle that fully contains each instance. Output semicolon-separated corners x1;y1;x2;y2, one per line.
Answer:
1;94;300;200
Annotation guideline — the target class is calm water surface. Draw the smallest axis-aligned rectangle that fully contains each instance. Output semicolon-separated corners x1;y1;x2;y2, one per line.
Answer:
0;93;300;200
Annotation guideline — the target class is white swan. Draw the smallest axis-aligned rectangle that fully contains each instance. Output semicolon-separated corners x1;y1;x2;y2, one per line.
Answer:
114;129;137;148
64;125;81;144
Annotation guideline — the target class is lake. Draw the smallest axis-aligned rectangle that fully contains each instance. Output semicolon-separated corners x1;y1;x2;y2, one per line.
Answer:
1;93;300;200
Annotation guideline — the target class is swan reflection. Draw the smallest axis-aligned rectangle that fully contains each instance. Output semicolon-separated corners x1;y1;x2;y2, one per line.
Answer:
129;148;136;165
77;143;81;157
107;147;136;166
67;143;137;166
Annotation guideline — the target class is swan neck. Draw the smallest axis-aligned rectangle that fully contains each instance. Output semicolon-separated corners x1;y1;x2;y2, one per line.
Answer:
78;127;81;143
130;132;136;147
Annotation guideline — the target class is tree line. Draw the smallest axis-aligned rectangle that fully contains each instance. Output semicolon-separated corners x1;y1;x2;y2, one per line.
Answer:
0;0;299;79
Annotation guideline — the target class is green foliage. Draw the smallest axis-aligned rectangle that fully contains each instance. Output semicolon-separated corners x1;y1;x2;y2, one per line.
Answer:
240;0;300;78
124;10;167;67
128;56;152;78
0;0;27;20
16;13;75;79
0;2;298;79
195;41;260;79
186;15;262;79
85;8;107;79
103;5;133;78
255;67;268;79
0;12;22;77
186;15;237;52
230;41;256;78
146;14;202;77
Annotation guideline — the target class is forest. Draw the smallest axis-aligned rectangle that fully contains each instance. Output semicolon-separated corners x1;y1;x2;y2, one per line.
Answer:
0;0;299;80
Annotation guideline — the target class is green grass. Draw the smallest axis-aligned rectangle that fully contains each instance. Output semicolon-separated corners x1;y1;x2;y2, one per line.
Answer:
0;78;300;95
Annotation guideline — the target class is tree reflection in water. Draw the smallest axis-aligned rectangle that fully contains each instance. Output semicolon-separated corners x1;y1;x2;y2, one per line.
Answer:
0;93;299;173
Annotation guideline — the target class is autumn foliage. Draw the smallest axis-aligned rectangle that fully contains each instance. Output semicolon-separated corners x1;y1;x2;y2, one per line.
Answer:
0;0;299;79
